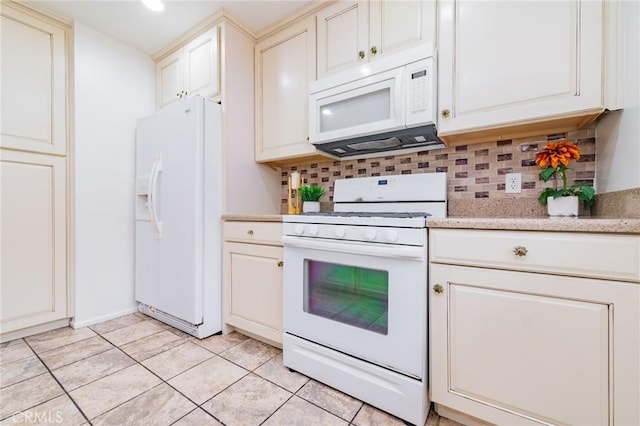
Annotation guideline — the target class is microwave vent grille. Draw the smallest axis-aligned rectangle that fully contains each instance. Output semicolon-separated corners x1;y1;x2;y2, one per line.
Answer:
347;138;402;151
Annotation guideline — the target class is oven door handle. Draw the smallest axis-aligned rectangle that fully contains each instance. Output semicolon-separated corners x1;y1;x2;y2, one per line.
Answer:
281;236;425;260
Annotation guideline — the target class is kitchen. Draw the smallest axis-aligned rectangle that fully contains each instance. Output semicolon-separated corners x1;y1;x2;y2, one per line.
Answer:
1;0;639;425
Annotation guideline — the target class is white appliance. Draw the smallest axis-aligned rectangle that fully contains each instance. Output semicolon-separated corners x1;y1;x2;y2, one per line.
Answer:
309;44;443;159
282;172;447;426
135;96;222;338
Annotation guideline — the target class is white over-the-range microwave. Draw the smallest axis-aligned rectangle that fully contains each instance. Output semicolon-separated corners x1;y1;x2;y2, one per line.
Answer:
309;43;443;159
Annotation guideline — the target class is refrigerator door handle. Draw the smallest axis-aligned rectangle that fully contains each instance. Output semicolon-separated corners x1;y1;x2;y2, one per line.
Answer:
148;154;163;239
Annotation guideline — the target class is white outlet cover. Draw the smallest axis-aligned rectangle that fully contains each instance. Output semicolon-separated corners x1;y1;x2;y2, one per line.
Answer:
505;173;522;194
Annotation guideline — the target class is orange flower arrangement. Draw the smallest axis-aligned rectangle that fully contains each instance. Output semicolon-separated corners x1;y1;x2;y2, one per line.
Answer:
535;142;580;169
535;141;595;208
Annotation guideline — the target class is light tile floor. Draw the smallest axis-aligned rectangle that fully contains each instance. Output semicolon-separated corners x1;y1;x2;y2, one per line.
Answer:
0;313;463;426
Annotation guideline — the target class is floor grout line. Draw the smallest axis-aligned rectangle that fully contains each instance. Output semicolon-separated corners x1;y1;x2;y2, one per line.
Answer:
22;338;93;426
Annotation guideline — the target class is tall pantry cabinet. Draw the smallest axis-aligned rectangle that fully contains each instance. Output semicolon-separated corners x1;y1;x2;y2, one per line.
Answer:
0;2;72;341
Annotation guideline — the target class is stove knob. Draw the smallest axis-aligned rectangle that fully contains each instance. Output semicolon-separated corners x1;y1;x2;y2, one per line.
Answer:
385;230;399;242
364;229;377;241
308;225;319;236
294;225;304;235
335;228;346;238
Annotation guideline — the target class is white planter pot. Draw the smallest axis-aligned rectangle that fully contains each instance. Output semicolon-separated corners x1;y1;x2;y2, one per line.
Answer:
547;196;579;217
302;201;320;213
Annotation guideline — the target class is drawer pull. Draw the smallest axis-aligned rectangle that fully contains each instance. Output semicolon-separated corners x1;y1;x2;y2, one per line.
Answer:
433;284;444;294
247;230;254;235
277;261;284;267
514;246;528;257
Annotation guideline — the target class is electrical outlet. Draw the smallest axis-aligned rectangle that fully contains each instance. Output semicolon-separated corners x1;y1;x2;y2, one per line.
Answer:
505;173;522;194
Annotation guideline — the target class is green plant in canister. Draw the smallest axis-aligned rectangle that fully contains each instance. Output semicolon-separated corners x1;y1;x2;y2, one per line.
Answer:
298;184;326;202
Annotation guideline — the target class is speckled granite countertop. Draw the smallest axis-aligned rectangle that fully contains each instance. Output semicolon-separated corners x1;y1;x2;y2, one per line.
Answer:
222;214;283;222
427;217;640;234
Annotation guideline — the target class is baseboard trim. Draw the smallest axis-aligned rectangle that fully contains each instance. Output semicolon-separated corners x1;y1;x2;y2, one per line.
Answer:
0;318;70;343
70;306;138;329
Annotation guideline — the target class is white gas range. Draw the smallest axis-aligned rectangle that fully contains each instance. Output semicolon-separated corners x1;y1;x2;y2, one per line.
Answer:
282;172;447;426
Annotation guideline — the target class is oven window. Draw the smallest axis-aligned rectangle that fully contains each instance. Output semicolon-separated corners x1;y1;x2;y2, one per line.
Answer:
304;260;388;335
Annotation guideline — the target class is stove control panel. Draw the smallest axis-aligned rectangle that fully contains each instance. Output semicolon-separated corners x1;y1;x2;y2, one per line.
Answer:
283;223;425;246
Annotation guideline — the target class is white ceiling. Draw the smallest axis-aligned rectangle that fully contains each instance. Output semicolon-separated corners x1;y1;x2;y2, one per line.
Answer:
27;0;314;55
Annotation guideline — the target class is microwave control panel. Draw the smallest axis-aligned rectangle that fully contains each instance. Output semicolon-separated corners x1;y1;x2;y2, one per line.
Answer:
406;58;434;127
410;70;427;112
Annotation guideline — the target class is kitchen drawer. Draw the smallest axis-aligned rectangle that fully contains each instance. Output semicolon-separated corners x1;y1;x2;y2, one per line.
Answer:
429;229;640;282
223;221;283;245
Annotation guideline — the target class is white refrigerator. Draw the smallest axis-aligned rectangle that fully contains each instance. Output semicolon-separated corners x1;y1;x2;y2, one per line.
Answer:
135;96;221;338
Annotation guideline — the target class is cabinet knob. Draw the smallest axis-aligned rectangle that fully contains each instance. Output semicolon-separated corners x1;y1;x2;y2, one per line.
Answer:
433;284;444;294
513;246;528;257
358;50;365;59
370;46;378;55
441;109;450;118
247;230;254;235
177;92;181;98
277;261;284;267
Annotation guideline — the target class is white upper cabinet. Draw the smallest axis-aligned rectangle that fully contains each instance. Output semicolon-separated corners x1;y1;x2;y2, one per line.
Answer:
437;0;608;145
156;50;183;109
317;0;435;78
1;4;68;156
316;1;369;78
156;26;219;109
255;16;319;164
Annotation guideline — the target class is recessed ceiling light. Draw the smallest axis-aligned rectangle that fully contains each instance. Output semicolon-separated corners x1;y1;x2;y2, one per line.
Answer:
142;0;164;12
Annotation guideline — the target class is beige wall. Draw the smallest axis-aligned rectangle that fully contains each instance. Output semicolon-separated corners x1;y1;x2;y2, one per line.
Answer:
595;0;640;193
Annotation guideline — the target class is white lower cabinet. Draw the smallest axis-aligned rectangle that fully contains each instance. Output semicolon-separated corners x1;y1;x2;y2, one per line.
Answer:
1;150;68;337
429;229;640;426
223;222;283;345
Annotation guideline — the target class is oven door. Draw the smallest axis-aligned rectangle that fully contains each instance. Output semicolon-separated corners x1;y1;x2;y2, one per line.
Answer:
282;236;427;379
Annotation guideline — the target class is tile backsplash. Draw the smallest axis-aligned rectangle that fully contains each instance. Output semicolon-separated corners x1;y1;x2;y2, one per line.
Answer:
280;127;596;215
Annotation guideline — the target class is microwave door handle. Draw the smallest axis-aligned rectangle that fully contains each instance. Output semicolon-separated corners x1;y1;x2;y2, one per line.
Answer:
281;236;424;260
396;67;405;123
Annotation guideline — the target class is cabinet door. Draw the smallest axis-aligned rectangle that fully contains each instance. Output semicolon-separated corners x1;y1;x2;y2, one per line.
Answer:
223;242;283;344
430;263;640;426
1;5;67;156
183;26;219;100
156;49;183;109
1;150;68;334
437;0;603;135
369;0;435;60
255;16;318;163
316;1;369;78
